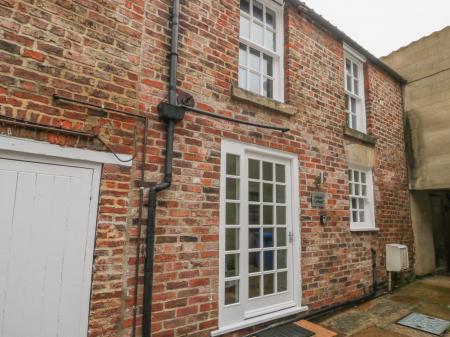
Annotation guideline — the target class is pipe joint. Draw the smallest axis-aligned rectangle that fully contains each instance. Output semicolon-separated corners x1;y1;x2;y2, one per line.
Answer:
158;102;186;122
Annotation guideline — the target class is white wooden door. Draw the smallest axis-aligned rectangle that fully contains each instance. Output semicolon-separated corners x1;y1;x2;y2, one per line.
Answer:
0;155;100;337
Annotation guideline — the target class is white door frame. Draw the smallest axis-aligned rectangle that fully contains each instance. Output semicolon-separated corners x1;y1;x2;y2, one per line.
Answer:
214;139;307;336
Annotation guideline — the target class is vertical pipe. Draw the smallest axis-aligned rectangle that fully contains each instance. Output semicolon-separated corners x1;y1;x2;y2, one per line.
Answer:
142;1;180;337
163;120;175;183
371;248;377;293
169;0;180;106
142;190;157;337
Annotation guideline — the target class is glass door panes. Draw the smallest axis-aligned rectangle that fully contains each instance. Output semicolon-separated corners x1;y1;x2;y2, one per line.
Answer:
224;153;241;305
248;159;288;299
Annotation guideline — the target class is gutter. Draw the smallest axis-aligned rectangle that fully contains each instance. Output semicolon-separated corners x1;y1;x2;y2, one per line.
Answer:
287;0;407;84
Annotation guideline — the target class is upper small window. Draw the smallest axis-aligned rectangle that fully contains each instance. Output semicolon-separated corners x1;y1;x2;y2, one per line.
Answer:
344;46;366;133
239;0;284;101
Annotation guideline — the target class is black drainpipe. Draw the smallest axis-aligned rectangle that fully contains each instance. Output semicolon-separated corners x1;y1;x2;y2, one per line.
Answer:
142;0;183;336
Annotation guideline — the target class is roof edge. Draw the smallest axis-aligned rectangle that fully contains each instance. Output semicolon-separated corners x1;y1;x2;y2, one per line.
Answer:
287;0;407;84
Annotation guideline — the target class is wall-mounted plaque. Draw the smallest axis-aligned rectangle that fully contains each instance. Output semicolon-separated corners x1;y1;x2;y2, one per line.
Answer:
312;192;326;209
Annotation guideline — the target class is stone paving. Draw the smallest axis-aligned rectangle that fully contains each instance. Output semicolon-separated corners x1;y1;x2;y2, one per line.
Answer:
319;276;450;337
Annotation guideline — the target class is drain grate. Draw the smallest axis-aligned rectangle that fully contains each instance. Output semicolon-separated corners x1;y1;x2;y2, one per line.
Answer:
396;312;450;336
255;323;314;337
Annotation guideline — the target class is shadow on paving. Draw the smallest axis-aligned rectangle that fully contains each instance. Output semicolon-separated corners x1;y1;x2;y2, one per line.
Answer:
319;276;450;337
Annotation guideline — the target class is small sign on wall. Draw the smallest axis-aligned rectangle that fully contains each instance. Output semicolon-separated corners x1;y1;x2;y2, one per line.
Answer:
311;192;326;209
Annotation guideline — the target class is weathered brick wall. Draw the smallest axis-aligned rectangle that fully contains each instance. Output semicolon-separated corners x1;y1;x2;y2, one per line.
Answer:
0;1;413;337
0;0;147;336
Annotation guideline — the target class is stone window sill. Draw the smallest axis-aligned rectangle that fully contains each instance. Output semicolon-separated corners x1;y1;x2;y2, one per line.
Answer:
343;126;377;145
231;86;298;116
350;227;380;233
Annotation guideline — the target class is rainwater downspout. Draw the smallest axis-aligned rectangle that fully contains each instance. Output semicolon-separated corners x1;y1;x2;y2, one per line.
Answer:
142;0;182;337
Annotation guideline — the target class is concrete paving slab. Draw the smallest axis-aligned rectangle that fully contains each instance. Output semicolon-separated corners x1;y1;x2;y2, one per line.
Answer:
318;276;450;337
349;326;408;337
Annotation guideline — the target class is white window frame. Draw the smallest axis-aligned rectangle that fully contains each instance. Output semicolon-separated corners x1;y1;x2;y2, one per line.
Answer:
239;0;285;102
344;44;366;133
214;139;306;336
348;164;377;231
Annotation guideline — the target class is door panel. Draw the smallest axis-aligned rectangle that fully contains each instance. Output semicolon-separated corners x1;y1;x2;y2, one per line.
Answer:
0;158;97;337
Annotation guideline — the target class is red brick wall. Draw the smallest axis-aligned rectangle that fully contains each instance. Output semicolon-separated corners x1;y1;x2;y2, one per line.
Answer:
0;0;413;337
0;0;146;336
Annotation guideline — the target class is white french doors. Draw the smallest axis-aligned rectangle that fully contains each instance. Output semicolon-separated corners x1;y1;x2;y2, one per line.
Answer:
219;140;301;331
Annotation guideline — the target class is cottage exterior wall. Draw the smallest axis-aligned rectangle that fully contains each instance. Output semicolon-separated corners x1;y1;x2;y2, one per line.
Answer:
0;1;413;336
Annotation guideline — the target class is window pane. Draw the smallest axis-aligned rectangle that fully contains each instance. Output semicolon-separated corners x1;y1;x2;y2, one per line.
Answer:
226;178;239;200
362;185;367;196
263;78;273;98
253;1;263;21
354;171;359;182
249;204;260;224
277;249;287;269
354;183;360;195
354;79;359;95
351;197;357;210
350;97;356;113
345;94;349;110
263;183;273;202
276;206;286;225
240;15;250;39
249;181;260;202
263;54;273;76
346;75;352;91
226;153;240;175
358;198;364;210
239;43;247;66
263;162;273;181
361;172;366;183
265;29;275;51
249;159;260;179
225;228;239;251
225;280;239;305
353;63;359;78
249;275;260;298
263;205;273;225
225;253;239;277
351;115;357;129
249;48;260;71
276;185;285;203
264;273;274;295
263;228;274;247
359;211;365;222
249;228;260;249
346;59;351;73
352;210;358;222
226;203;239;225
238;67;247;89
249;252;260;273
263;251;274;271
277;272;287;292
349;183;353;194
276;164;285;182
277;228;286;247
240;0;250;13
266;8;276;28
252;22;264;45
249;72;260;94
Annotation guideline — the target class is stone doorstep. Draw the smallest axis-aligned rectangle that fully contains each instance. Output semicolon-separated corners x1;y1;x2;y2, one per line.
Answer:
295;320;338;337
